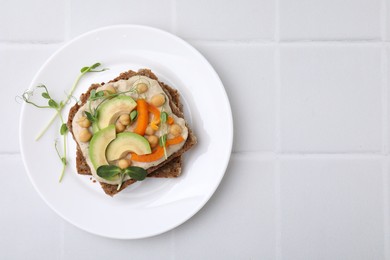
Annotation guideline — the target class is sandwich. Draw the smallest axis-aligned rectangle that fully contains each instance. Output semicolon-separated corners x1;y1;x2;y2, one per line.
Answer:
67;69;197;196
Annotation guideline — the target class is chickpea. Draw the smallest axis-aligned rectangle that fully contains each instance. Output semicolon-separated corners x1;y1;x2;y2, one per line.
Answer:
150;94;165;107
136;83;148;94
115;121;125;133
77;116;91;128
118;159;129;169
169;124;182;137
119;114;130;126
79;128;92;142
104;85;116;95
145;125;155;135
147;135;159;148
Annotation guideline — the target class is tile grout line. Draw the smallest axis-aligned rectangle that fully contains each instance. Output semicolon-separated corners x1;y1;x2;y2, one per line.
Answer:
381;44;388;155
274;0;281;162
382;1;389;257
383;159;389;260
382;0;388;155
274;40;281;153
382;0;387;41
0;152;21;156
274;160;282;260
187;39;385;46
232;152;390;160
274;0;282;258
0;40;64;45
278;39;382;43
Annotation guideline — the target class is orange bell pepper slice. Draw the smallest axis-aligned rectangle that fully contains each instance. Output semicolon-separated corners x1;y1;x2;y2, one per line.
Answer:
131;146;165;163
133;99;148;135
166;136;184;146
132;136;185;162
148;104;160;124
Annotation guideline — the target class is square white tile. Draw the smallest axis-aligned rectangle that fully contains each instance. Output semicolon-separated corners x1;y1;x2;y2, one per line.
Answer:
280;0;381;40
280;45;382;153
70;0;173;37
1;44;59;153
176;0;275;40
0;155;62;260
0;0;66;42
280;158;384;259
192;42;276;152
173;155;276;259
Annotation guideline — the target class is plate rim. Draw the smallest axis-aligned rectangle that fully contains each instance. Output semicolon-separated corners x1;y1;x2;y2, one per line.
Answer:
19;24;234;239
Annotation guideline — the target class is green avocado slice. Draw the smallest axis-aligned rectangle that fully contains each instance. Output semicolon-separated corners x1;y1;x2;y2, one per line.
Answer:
93;96;136;132
89;125;116;170
106;132;152;162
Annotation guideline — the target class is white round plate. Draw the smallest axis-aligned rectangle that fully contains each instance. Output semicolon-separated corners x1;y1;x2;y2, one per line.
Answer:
19;25;233;239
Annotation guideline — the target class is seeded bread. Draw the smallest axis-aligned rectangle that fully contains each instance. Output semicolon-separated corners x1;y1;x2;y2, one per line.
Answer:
67;69;197;196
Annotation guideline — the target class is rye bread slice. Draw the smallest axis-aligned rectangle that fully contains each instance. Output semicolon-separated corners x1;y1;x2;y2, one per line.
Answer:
67;69;197;196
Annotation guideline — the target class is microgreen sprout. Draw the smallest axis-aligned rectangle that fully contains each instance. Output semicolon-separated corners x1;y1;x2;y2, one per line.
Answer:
20;84;69;181
35;63;108;141
18;62;108;182
130;110;138;121
97;165;147;190
159;111;169;160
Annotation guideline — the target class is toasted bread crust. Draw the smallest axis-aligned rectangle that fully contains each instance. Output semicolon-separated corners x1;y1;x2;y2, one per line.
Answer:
67;69;197;196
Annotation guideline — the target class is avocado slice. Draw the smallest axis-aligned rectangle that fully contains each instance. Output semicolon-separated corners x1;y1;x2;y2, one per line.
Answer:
106;132;152;161
89;124;116;170
94;96;137;131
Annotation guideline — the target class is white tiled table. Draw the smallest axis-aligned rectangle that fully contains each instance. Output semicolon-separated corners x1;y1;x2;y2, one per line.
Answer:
1;0;389;259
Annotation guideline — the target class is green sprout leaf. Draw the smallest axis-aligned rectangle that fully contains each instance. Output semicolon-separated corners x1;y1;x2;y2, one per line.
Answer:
96;90;105;98
91;62;101;69
60;123;68;135
48;99;59;109
42;92;50;99
130;110;138;121
89;89;96;99
81;63;106;73
124;166;147;181
160;112;168;124
89;90;107;101
80;66;89;73
97;165;122;180
85;111;96;123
